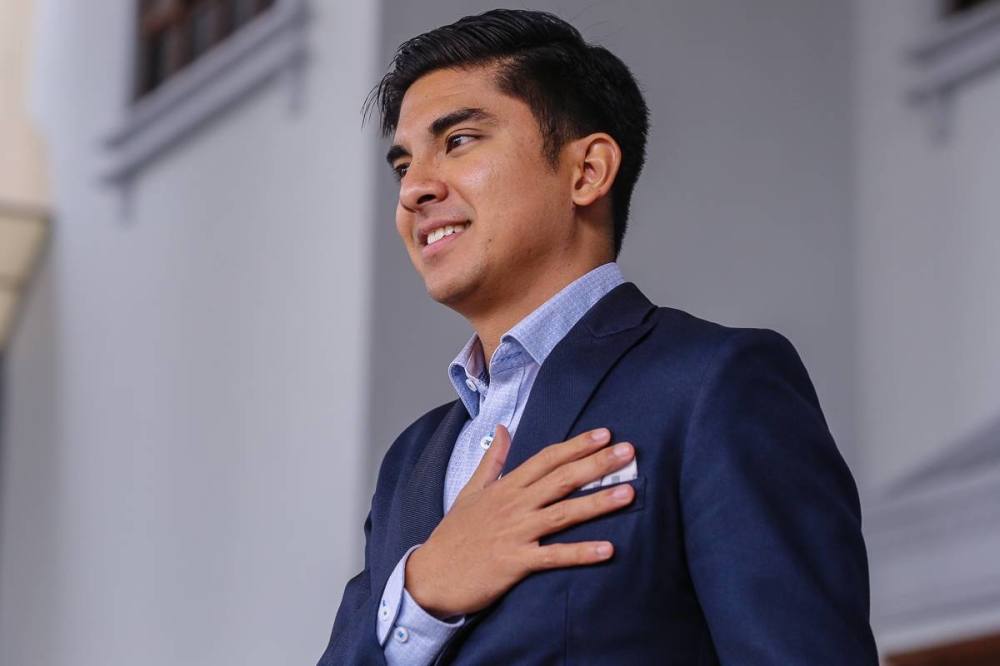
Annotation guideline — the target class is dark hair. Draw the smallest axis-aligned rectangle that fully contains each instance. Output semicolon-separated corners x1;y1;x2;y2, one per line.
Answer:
368;9;650;258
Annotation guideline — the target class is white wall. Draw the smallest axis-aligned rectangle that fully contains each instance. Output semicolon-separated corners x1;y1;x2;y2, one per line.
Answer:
857;2;1000;492
856;2;1000;653
0;1;379;664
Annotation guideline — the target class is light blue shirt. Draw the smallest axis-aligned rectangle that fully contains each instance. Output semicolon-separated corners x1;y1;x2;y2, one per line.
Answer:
379;263;626;665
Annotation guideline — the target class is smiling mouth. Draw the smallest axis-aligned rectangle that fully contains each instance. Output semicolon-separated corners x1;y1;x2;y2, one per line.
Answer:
424;222;470;246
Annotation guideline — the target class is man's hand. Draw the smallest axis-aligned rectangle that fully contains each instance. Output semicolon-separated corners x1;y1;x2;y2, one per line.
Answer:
405;425;635;619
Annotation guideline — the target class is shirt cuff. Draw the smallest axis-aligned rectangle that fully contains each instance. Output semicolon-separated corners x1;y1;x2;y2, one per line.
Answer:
378;546;465;666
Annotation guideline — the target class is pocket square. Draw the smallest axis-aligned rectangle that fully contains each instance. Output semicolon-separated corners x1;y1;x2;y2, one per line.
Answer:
579;456;638;492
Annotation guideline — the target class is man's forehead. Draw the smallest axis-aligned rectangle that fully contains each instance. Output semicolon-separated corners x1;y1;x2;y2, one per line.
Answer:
394;67;506;135
405;65;499;103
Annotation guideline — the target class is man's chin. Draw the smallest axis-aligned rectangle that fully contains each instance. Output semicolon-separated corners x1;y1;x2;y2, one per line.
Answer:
422;273;477;311
424;281;466;307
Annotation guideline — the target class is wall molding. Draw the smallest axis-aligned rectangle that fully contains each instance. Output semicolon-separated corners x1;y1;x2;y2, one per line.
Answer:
868;415;1000;636
101;0;309;189
908;1;1000;137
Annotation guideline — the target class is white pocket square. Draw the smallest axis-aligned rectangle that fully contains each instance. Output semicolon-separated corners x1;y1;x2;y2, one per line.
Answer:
579;456;638;492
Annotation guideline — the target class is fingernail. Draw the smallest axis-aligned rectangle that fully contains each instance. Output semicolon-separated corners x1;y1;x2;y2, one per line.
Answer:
595;543;613;558
613;443;632;458
613;485;631;500
590;428;610;442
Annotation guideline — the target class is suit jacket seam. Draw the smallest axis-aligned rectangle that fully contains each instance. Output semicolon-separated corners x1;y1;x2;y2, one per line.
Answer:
676;326;747;477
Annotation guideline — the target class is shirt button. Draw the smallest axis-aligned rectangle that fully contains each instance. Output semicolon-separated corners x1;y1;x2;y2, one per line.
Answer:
379;600;390;622
465;378;478;392
394;627;409;643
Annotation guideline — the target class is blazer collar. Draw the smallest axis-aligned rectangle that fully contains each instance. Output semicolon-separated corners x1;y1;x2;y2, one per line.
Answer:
395;282;656;555
504;282;656;472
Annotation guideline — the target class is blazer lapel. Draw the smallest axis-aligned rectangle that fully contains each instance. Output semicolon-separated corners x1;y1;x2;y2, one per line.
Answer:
396;400;467;558
505;283;657;472
392;283;656;556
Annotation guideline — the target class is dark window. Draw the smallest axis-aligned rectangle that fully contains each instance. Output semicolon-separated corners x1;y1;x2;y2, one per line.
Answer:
135;0;275;99
942;0;1000;16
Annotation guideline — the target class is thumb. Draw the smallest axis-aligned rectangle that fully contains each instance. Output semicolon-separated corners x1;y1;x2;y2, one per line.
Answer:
463;424;511;494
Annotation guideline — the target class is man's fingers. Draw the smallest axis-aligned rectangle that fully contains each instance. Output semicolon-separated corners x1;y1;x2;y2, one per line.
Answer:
529;441;634;506
504;428;612;487
528;482;635;536
460;424;511;496
525;541;615;572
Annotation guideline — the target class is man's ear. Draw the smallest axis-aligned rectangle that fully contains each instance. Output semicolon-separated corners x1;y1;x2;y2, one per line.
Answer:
569;133;621;208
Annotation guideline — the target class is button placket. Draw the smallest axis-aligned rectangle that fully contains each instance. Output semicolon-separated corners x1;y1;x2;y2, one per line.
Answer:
379;598;391;622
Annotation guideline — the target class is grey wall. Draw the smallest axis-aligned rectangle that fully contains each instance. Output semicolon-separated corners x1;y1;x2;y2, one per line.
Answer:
5;1;996;660
0;0;380;664
857;1;1000;490
857;2;1000;651
17;0;972;661
367;1;859;490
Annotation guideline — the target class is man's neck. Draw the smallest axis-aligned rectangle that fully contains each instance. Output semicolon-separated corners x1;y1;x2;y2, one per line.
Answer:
474;315;527;368
468;262;606;363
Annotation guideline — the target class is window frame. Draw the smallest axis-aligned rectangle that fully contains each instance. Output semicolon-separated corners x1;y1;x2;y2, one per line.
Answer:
104;0;308;188
134;0;278;100
908;0;1000;137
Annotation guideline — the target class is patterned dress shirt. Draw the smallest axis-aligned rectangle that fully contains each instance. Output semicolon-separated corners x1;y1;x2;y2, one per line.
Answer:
379;263;626;665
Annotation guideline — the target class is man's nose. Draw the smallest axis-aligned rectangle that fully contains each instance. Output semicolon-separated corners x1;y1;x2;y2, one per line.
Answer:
399;163;447;211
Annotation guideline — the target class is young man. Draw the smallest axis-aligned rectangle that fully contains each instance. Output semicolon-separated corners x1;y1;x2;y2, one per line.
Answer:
319;9;877;665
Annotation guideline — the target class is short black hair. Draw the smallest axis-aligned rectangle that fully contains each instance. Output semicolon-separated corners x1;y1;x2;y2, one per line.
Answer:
368;9;650;258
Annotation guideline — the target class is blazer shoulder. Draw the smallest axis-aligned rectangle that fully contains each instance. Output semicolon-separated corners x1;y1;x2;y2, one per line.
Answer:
651;306;790;346
645;306;794;363
633;306;809;396
646;308;827;427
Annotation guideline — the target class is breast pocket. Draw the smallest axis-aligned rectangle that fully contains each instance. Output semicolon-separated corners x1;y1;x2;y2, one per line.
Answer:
540;476;647;546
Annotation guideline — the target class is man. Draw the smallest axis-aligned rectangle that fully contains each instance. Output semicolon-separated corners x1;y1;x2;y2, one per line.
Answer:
319;9;877;665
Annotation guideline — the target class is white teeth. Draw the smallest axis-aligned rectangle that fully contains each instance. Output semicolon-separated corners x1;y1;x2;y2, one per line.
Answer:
426;223;468;246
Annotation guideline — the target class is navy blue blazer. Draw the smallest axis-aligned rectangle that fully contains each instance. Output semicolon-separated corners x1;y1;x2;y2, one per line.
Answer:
319;283;878;665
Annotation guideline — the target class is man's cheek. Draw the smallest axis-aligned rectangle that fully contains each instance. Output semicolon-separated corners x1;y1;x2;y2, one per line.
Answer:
395;214;413;245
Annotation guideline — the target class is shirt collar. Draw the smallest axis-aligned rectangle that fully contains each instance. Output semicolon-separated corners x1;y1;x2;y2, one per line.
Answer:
448;262;625;416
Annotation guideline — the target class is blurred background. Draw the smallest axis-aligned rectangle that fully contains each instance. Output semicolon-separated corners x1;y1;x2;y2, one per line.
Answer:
1;0;999;664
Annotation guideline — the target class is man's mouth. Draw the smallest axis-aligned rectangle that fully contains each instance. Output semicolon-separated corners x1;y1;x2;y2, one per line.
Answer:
424;222;470;246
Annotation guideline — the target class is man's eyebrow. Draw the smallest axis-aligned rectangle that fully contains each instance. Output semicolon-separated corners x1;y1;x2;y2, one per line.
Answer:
385;108;497;166
428;107;497;137
385;144;409;166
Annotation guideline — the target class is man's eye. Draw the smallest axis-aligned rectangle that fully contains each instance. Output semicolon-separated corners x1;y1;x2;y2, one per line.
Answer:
393;164;409;181
446;134;476;151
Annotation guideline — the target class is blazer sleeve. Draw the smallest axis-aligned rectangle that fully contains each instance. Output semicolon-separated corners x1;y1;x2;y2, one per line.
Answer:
317;403;455;666
680;329;878;664
316;511;387;666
